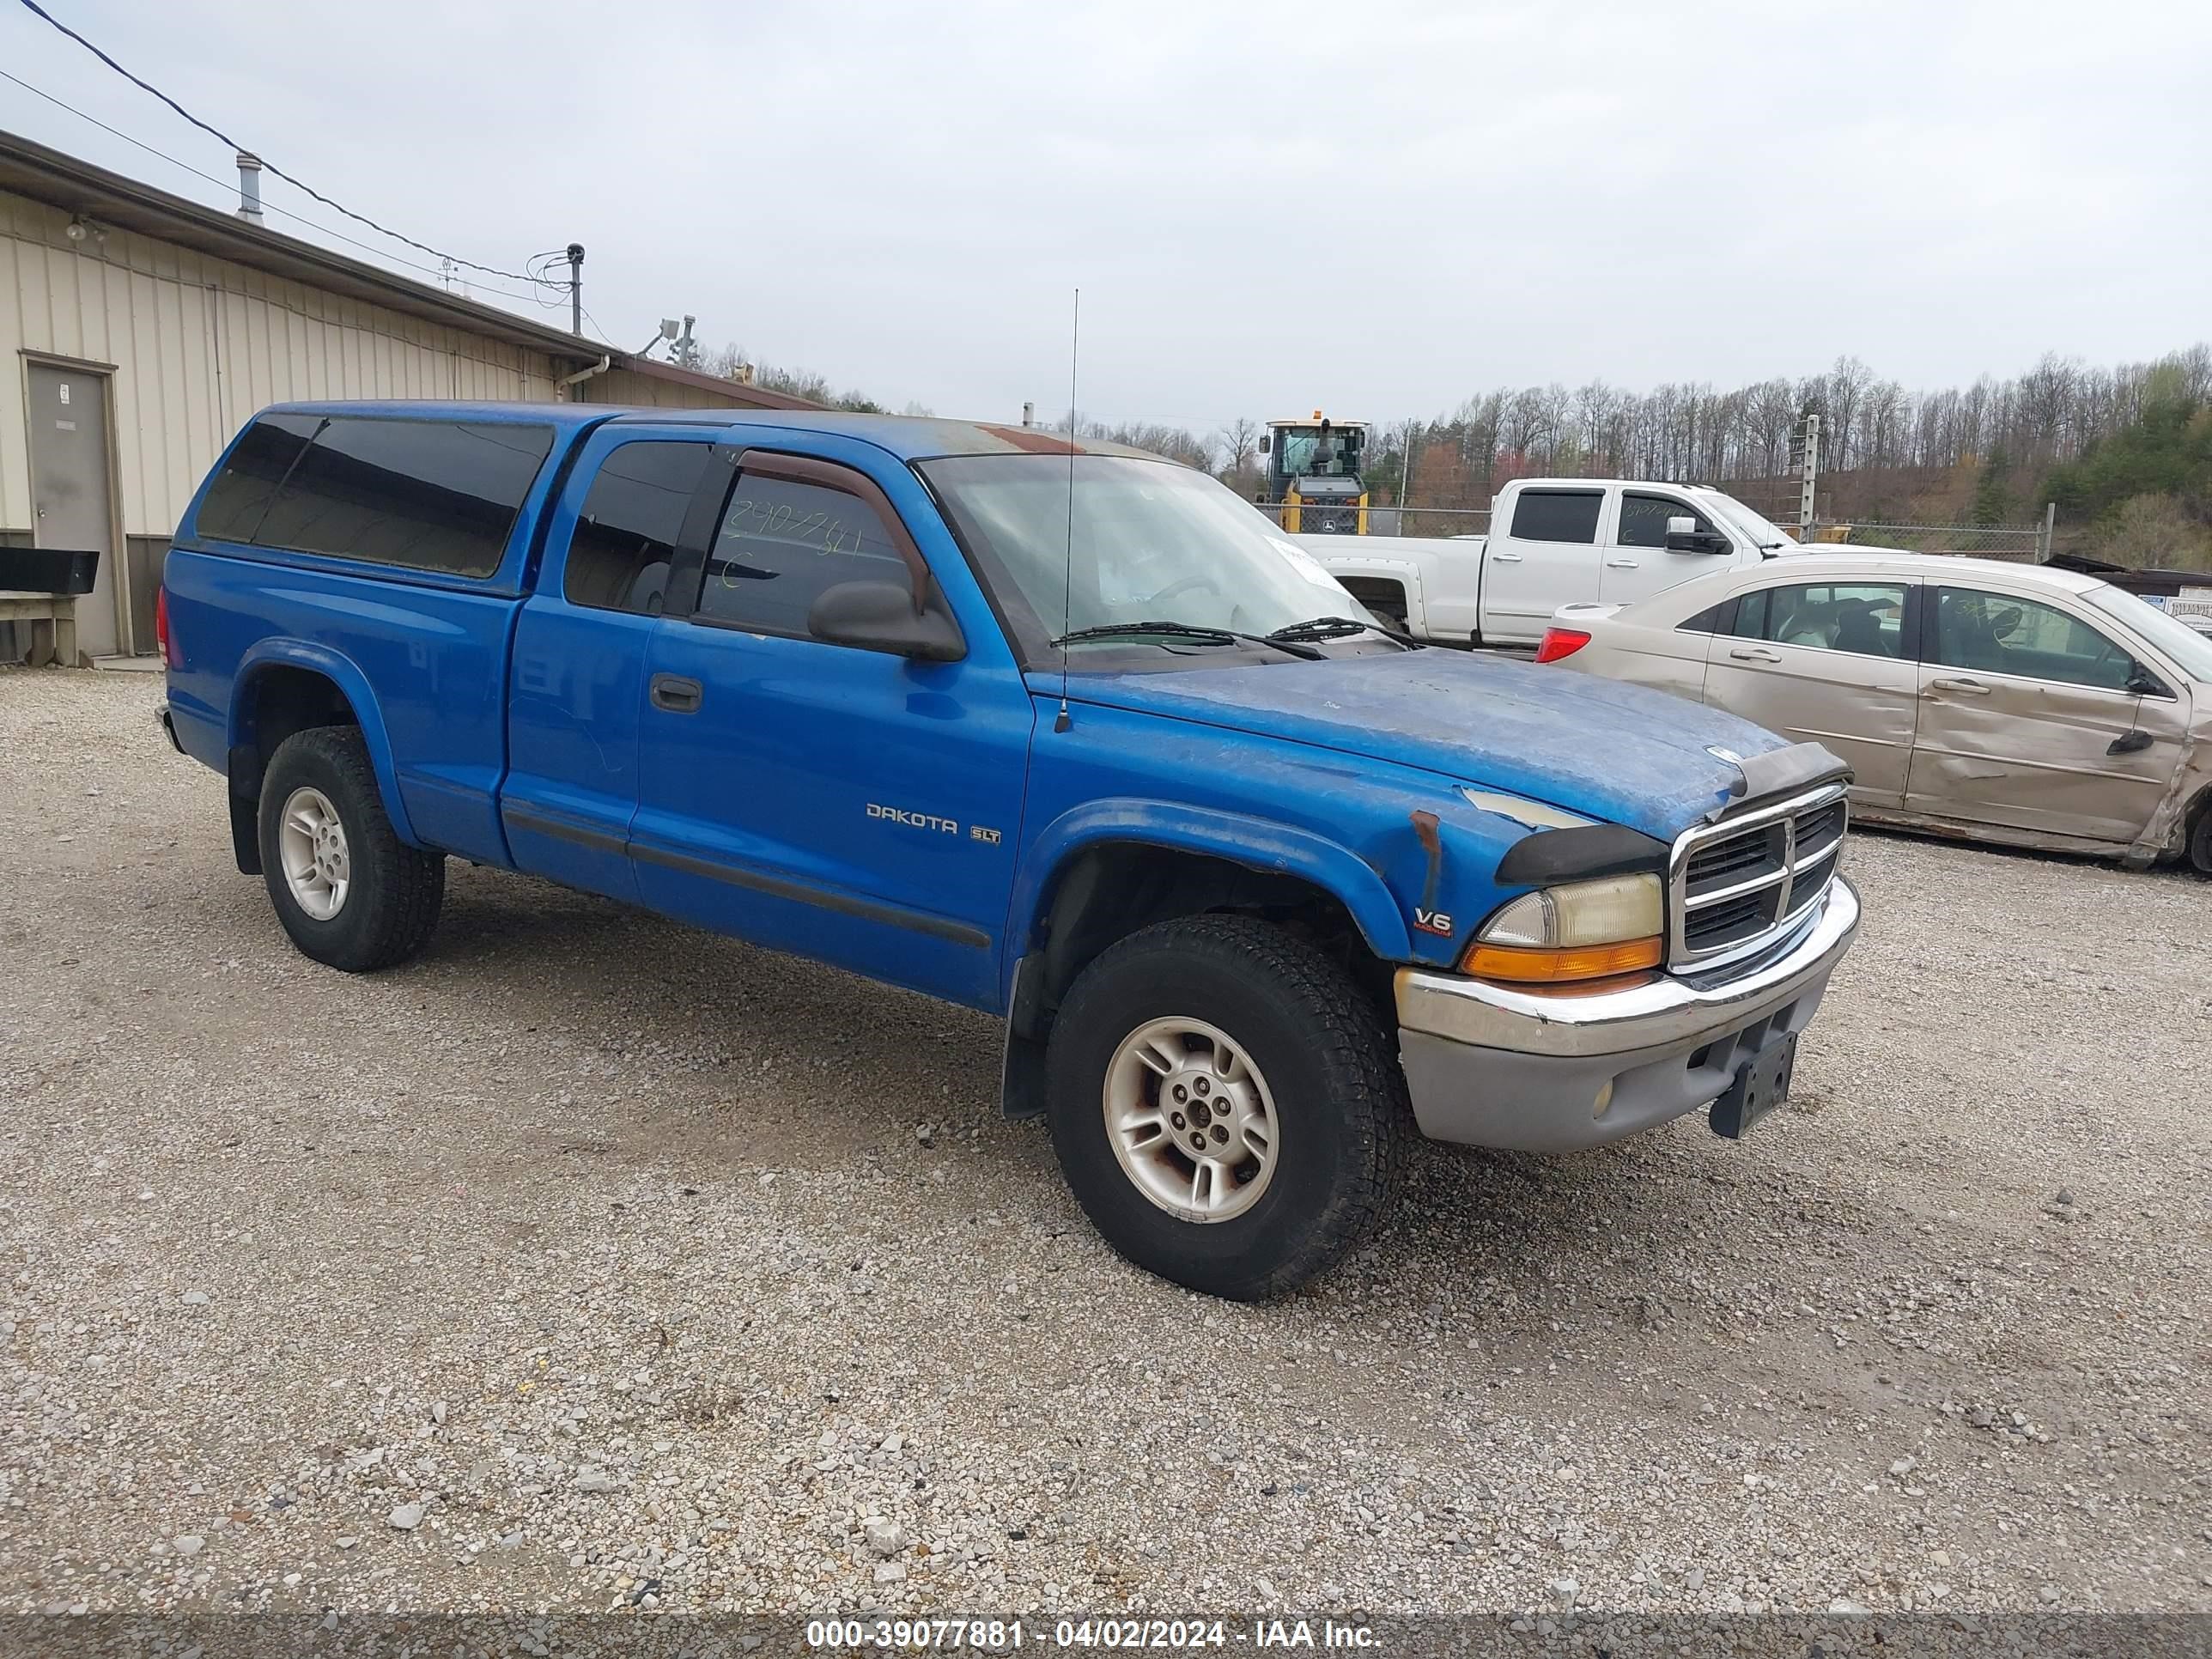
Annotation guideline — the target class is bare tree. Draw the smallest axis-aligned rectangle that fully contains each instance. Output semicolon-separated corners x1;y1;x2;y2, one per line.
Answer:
1213;416;1264;496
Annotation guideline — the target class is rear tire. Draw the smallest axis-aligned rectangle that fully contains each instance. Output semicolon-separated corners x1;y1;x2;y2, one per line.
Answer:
1044;915;1407;1300
258;726;444;972
2191;801;2212;876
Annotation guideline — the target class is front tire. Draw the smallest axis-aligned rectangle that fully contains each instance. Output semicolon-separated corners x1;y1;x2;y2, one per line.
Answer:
258;726;444;972
2191;801;2212;877
1045;915;1407;1300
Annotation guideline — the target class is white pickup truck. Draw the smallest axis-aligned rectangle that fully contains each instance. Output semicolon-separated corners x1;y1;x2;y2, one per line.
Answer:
1303;477;1810;647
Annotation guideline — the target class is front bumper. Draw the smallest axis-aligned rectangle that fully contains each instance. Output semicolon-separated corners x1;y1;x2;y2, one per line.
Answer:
1394;877;1859;1152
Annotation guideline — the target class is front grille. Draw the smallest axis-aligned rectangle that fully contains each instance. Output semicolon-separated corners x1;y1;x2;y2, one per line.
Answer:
1686;825;1782;890
1671;786;1848;968
1684;890;1770;953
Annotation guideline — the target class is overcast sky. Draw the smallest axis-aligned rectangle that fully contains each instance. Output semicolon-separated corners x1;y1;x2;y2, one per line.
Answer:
6;0;2209;433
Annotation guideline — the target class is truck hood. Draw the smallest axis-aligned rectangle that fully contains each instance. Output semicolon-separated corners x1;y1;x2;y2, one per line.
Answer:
1052;650;1796;841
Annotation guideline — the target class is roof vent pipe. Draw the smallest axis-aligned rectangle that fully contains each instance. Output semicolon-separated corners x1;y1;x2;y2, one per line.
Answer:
234;152;264;224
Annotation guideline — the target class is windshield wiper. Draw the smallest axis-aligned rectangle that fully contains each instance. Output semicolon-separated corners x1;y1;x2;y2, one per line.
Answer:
1051;621;1323;660
1267;614;1423;649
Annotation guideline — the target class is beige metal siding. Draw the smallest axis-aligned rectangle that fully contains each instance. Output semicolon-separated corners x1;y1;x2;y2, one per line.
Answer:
586;367;753;410
0;188;563;543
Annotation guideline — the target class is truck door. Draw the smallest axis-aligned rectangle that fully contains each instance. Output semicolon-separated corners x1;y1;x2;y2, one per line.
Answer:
1479;487;1603;645
505;428;720;902
1601;490;1734;608
629;444;1035;1009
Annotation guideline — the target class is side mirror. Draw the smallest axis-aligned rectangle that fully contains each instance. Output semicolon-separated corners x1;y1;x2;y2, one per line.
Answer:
1257;434;1272;456
806;580;966;662
2127;665;2172;698
1663;515;1732;555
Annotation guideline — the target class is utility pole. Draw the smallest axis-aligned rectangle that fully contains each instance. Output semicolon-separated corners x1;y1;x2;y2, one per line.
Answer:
566;243;585;337
1790;413;1820;535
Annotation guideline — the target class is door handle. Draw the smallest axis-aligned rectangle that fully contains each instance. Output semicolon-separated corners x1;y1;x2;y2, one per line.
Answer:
1605;557;1640;568
1727;647;1780;663
1492;552;1524;563
1928;676;1990;697
649;673;703;714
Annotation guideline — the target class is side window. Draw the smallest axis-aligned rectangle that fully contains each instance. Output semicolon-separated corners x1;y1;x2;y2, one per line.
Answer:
1508;489;1603;544
695;465;914;640
246;416;556;577
1738;582;1908;656
1730;588;1770;641
1619;494;1717;549
1678;597;1736;634
192;413;324;544
1934;588;2135;690
563;441;714;615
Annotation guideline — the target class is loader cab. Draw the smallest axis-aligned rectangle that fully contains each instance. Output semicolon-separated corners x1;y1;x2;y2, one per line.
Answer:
1262;413;1369;534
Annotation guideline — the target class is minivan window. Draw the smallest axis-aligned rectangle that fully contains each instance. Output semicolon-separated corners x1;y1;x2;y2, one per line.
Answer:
1509;489;1602;544
199;415;555;578
564;441;715;615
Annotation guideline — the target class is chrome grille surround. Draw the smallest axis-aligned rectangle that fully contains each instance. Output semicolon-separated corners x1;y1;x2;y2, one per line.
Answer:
1668;782;1849;971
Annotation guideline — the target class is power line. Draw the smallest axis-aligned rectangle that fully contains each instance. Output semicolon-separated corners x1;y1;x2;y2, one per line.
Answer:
12;0;557;288
0;67;560;309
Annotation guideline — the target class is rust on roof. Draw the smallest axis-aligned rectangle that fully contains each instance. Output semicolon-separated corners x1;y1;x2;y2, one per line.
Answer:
977;423;1085;455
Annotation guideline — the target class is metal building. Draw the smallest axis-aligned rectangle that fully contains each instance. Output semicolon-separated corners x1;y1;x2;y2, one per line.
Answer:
0;128;813;659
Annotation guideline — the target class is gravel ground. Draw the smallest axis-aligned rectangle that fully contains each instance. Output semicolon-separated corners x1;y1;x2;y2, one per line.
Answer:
1;666;2206;1624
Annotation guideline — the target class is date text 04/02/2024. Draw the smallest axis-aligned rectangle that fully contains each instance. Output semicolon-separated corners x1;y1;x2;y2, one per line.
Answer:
804;1619;1381;1650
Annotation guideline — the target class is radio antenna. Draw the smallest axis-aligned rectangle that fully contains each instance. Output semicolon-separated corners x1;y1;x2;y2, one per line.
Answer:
1054;287;1080;735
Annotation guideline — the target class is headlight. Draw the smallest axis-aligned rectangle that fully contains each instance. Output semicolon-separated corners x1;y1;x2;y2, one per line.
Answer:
1462;873;1664;985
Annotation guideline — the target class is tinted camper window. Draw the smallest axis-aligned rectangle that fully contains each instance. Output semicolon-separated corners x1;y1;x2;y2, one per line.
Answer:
197;415;555;578
193;413;323;545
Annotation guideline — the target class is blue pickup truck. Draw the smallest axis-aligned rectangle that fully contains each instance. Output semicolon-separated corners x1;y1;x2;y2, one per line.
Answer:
157;402;1861;1298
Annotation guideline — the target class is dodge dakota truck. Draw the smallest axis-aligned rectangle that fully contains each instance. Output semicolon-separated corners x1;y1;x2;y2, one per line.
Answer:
157;403;1862;1300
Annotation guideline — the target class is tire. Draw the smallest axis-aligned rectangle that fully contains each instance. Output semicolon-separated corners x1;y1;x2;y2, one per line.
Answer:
2192;804;2212;877
258;726;444;972
1044;915;1408;1301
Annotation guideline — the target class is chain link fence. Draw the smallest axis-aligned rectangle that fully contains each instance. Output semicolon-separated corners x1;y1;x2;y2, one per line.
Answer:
1800;520;2051;561
1253;504;1491;538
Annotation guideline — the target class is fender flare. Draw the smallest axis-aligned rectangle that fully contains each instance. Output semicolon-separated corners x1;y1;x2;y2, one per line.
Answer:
229;637;419;847
1003;797;1413;1006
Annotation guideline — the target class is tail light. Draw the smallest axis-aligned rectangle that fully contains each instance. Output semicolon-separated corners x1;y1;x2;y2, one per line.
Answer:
155;586;180;669
1534;627;1590;664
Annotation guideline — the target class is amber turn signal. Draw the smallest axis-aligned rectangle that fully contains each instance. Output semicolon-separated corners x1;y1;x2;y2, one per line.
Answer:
1462;936;1663;984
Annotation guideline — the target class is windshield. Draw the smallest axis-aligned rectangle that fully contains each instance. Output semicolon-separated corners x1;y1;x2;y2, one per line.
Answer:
1272;426;1364;479
921;454;1364;663
1692;488;1800;550
2081;583;2212;682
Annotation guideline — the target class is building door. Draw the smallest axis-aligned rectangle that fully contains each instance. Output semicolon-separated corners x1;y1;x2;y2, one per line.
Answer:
26;362;120;659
